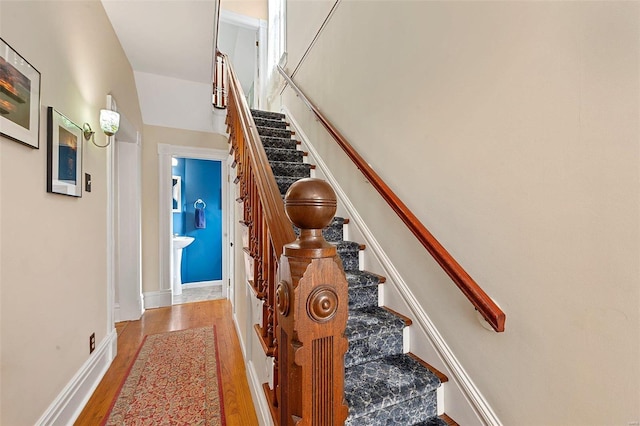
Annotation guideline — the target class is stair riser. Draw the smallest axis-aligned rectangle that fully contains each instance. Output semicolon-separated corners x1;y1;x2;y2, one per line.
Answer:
254;117;287;128
349;286;378;310
265;150;303;163
271;163;311;178
261;137;298;150
257;127;292;139
345;332;403;368
345;392;438;426
339;251;359;270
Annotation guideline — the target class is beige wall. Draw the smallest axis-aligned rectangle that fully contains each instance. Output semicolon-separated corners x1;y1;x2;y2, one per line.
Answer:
283;2;639;424
141;125;228;294
0;1;143;424
221;0;267;21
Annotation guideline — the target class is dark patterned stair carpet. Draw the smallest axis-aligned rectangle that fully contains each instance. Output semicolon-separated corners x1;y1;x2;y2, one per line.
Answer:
251;109;444;426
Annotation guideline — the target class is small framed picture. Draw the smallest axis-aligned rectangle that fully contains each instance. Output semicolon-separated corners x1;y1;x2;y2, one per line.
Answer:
47;107;83;197
0;37;41;148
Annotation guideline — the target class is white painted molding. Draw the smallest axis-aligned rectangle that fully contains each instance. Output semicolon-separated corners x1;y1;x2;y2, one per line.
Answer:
182;280;223;289
233;312;247;359
220;9;261;30
246;360;274;426
143;290;172;309
157;144;231;306
36;329;117;426
283;106;503;426
113;303;121;323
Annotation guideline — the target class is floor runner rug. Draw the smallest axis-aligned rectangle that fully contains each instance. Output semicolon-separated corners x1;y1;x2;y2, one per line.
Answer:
103;327;225;425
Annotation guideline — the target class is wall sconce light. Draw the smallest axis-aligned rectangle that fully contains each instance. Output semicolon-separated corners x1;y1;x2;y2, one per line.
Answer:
82;109;120;148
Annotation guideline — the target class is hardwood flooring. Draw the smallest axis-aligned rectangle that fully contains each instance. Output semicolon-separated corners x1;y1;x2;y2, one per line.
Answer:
74;299;259;426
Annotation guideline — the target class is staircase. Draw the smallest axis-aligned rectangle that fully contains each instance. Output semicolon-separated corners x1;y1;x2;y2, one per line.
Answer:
250;109;456;426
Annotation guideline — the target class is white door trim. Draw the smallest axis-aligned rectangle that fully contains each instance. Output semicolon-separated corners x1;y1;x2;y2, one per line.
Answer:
157;144;231;306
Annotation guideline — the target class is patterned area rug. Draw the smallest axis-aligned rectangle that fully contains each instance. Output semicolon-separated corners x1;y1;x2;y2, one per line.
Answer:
103;327;225;425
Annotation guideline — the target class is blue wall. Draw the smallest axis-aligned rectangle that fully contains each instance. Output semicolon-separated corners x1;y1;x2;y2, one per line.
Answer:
172;158;222;283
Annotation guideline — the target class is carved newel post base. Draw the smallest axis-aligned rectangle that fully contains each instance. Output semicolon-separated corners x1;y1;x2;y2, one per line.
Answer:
276;178;349;426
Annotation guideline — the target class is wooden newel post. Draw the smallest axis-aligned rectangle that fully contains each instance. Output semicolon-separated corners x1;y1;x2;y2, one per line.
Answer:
276;178;349;426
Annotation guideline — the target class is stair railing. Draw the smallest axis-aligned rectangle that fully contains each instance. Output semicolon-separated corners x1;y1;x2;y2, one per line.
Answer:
224;54;349;425
277;65;506;332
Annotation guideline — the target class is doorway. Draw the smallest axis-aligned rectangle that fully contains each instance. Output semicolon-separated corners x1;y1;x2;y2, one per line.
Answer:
157;144;230;305
171;157;224;305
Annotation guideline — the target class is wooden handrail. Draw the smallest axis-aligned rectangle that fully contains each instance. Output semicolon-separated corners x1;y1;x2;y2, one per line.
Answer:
277;65;505;332
228;57;296;256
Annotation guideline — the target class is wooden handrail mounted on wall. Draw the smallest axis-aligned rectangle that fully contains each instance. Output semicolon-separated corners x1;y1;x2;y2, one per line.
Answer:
277;65;506;332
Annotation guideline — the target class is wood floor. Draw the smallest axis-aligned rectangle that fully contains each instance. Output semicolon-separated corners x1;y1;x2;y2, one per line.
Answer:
74;299;259;425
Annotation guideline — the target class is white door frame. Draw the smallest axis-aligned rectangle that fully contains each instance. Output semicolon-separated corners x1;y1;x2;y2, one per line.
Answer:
220;9;267;108
108;95;143;323
157;144;230;304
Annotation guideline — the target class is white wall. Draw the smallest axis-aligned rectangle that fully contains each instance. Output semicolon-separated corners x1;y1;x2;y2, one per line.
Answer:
135;71;218;133
282;2;640;425
221;0;267;21
0;1;143;424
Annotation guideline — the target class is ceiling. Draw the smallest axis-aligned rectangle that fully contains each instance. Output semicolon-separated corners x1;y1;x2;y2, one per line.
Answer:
101;1;259;133
101;0;217;84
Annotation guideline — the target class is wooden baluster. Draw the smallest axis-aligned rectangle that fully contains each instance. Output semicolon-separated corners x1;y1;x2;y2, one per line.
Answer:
276;178;349;426
259;212;269;336
270;242;280;408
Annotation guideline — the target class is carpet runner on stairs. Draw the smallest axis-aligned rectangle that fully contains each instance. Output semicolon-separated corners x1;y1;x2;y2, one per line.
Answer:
250;109;451;426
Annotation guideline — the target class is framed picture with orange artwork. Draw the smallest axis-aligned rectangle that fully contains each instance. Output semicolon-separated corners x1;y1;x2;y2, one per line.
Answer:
0;37;41;149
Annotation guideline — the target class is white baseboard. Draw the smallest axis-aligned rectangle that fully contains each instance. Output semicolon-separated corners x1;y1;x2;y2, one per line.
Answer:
283;106;502;425
36;329;118;426
113;303;121;323
143;289;172;309
246;360;274;426
232;312;247;359
182;280;223;289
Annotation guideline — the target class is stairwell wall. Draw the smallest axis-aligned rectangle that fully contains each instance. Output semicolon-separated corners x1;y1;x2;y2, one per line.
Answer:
0;1;143;424
280;2;640;425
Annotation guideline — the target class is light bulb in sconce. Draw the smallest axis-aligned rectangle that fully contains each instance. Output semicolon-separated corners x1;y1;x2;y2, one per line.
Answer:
100;109;120;136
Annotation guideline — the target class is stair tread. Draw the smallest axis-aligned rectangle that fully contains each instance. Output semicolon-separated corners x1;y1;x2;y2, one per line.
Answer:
344;354;441;419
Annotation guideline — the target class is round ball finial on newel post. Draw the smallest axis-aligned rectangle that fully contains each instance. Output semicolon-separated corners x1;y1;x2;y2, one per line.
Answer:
284;178;337;258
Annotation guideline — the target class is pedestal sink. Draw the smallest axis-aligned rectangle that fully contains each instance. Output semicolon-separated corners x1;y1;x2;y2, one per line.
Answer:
172;236;195;296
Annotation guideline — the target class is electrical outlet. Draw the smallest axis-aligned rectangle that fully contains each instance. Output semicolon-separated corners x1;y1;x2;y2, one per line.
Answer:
85;173;91;192
89;333;95;354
